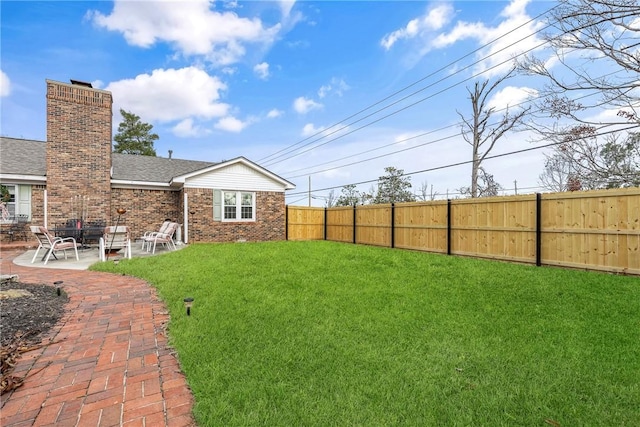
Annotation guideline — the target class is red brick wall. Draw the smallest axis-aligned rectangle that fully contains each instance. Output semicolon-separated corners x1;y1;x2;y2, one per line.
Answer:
185;188;285;242
46;80;113;227
110;188;181;240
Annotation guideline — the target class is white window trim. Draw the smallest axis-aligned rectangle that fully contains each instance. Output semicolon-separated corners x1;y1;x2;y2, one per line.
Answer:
221;190;256;222
0;183;19;224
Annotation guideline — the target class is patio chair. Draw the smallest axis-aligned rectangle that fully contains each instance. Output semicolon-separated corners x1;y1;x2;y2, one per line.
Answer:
143;222;178;254
99;225;132;262
30;225;79;265
141;221;171;251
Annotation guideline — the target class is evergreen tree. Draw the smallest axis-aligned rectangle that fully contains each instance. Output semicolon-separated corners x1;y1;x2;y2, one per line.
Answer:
374;166;415;204
113;109;158;156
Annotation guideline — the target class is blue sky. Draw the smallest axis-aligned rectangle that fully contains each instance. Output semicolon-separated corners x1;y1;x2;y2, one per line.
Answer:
0;0;616;205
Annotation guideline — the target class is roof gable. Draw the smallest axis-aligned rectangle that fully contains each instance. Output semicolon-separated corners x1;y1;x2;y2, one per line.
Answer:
173;157;295;190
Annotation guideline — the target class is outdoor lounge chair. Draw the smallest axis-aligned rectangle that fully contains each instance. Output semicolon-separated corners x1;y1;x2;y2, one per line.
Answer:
99;225;132;262
143;222;178;254
30;225;79;265
141;221;171;251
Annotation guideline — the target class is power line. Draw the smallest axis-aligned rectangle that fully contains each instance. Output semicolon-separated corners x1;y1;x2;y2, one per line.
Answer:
284;124;639;198
282;72;624;180
259;3;560;166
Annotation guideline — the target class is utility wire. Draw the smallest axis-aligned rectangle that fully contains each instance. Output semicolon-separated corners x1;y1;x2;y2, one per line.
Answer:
283;71;627;180
259;3;560;166
263;26;558;169
284;124;639;198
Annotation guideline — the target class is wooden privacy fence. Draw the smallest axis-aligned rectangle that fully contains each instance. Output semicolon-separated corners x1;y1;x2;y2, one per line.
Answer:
286;187;640;275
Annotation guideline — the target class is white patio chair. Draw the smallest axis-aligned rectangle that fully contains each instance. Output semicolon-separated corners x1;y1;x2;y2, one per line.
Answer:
141;221;171;251
99;226;132;262
143;222;178;254
30;225;79;265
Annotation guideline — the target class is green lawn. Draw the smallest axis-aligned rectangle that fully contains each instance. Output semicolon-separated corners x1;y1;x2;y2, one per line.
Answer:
92;241;640;426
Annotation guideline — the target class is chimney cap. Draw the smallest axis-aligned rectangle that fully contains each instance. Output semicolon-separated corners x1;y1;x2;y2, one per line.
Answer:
70;79;92;88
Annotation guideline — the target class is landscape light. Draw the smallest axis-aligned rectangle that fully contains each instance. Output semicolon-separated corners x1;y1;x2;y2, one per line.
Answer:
183;297;194;316
54;281;64;296
113;258;120;266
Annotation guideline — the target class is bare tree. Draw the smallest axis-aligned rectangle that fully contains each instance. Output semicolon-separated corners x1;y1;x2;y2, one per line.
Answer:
538;151;574;192
416;181;439;201
518;0;640;182
458;68;530;197
519;0;639;122
326;190;337;208
459;167;503;198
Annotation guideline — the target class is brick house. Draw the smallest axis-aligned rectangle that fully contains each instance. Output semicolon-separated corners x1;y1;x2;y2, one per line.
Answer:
0;79;295;243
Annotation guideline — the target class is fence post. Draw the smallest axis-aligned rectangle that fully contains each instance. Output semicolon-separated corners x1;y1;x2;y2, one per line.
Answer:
285;205;289;241
447;199;452;255
391;203;395;248
324;207;327;241
353;204;357;244
536;193;542;266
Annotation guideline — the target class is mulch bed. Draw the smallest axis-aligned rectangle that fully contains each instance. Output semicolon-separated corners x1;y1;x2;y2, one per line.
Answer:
0;277;68;394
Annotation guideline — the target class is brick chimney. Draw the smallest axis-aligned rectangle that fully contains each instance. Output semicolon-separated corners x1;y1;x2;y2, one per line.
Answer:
46;79;113;226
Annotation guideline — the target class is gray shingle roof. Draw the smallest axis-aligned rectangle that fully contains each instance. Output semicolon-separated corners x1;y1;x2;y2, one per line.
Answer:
112;153;215;182
0;137;47;176
0;137;217;183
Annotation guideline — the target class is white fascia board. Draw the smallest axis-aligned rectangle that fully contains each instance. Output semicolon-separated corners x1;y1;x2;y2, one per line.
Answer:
0;174;47;184
110;179;178;191
171;157;296;189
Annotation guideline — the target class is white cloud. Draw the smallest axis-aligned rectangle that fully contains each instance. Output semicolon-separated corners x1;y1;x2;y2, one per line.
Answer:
267;109;284;118
0;70;11;97
381;3;454;50
488;86;538;110
431;0;545;77
215;116;247;132
293;96;322;114
302;123;324;136
172;118;209;137
105;66;229;122
90;0;280;66
253;62;270;80
318;77;350;98
279;0;296;19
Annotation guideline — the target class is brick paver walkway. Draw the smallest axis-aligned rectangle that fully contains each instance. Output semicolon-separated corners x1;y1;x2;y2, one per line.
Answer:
0;249;196;426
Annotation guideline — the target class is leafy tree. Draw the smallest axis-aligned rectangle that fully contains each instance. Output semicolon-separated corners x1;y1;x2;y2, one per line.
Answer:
336;184;363;206
114;109;158;156
458;68;529;198
541;128;640;190
374;166;415;204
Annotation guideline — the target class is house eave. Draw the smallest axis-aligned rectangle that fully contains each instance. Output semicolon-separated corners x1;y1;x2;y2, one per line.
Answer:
111;179;179;191
0;174;47;184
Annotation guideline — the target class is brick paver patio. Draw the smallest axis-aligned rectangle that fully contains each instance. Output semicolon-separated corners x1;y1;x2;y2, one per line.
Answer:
0;249;196;426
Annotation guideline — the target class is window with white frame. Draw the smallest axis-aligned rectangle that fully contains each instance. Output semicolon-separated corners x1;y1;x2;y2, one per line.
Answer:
0;184;16;221
0;184;31;222
221;191;255;221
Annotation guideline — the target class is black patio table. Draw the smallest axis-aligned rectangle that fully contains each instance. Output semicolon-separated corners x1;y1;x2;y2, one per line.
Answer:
53;221;105;249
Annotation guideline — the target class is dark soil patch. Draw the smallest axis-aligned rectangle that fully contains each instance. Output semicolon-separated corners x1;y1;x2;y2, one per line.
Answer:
0;278;68;347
